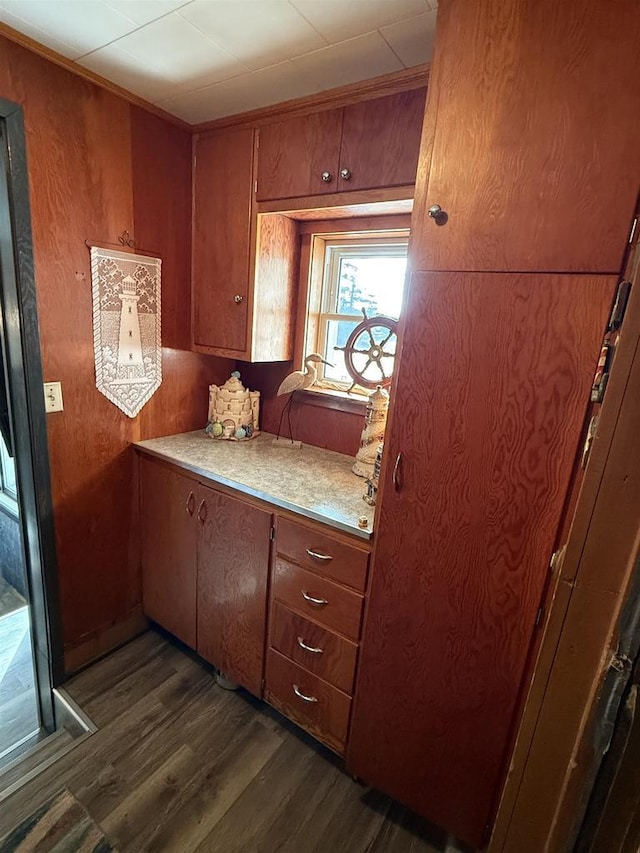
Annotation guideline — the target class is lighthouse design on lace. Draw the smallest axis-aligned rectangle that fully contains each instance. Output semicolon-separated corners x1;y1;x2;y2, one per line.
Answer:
116;274;145;381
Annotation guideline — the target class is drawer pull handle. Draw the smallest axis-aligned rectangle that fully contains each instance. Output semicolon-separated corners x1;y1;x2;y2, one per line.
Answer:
306;548;333;562
197;499;207;524
301;590;328;607
185;491;195;516
293;684;318;703
392;451;403;492
297;636;324;654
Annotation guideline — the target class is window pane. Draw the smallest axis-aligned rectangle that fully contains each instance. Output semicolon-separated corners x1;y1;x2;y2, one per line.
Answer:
337;256;406;318
323;319;398;387
323;319;360;384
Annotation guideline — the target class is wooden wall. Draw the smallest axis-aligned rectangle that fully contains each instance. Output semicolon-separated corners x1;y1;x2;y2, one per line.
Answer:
239;361;363;457
0;36;232;668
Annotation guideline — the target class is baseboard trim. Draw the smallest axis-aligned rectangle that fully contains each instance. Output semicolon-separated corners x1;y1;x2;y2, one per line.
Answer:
63;610;149;676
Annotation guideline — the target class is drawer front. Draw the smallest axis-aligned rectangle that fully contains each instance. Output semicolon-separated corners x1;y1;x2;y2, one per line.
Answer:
276;517;369;591
272;558;364;641
270;601;358;694
265;648;351;754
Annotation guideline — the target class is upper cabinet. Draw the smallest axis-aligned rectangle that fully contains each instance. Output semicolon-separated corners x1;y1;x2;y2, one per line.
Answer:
256;89;426;202
411;0;640;274
193;127;297;361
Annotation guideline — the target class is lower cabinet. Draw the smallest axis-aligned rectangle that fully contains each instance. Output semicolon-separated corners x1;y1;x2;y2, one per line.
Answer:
139;456;271;696
264;517;369;755
139;455;372;752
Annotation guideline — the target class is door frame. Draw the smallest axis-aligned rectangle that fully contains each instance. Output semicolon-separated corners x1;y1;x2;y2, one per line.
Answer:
0;96;63;734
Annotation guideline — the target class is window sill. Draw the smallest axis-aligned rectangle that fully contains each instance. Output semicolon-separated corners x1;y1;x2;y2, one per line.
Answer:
297;386;368;415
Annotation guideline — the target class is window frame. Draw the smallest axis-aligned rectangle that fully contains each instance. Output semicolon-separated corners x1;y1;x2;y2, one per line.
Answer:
0;430;18;517
300;225;410;398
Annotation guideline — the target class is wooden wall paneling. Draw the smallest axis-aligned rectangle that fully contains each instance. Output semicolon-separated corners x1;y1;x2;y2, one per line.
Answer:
257;186;414;217
192;128;255;356
130;106;192;352
139;457;197;648
348;270;616;849
411;0;640;273
251;213;299;362
339;89;426;192
197;485;272;696
256;109;344;201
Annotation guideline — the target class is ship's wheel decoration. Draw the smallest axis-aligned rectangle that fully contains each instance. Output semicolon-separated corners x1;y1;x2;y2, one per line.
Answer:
335;308;399;391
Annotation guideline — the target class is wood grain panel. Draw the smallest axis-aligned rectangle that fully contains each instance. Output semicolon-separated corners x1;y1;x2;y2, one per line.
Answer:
139;457;197;648
265;648;351;754
272;558;363;641
197;485;271;696
193;128;254;354
251;213;298;361
348;270;616;848
277;516;369;591
339;89;426;192
269;601;358;694
411;0;640;273
256;109;343;201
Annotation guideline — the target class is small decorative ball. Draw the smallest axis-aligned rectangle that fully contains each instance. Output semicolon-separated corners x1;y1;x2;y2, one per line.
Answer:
244;424;253;438
212;421;223;437
235;426;247;439
231;370;241;379
204;422;214;436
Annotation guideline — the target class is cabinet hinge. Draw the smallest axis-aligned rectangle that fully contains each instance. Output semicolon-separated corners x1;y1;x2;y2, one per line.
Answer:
628;217;638;245
549;549;560;573
254;179;258;194
581;414;599;469
269;525;275;541
534;605;545;629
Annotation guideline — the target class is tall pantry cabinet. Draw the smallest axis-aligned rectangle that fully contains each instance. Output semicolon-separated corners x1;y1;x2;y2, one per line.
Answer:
347;0;640;849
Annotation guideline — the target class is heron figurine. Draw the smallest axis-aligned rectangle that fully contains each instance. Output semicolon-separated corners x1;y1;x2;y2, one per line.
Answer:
275;353;332;443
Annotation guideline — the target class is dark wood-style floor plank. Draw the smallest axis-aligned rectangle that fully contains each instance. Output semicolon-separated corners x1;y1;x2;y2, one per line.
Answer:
0;630;446;853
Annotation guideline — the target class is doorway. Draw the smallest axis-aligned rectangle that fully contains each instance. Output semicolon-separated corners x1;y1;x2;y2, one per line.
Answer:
0;96;62;766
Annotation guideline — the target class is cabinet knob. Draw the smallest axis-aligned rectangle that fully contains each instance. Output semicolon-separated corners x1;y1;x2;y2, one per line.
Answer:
321;171;333;183
234;294;244;303
340;168;352;181
427;204;447;224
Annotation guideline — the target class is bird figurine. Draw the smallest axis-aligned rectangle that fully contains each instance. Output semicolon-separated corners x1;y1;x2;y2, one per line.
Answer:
275;353;332;444
277;353;332;396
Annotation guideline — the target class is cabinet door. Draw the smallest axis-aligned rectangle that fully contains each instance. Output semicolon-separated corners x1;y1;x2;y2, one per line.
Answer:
256;109;343;201
338;89;426;192
140;458;197;648
193;128;254;354
348;270;616;848
197;486;271;696
412;0;640;272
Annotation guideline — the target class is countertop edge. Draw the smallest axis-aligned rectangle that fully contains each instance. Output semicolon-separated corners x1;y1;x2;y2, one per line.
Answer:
134;443;373;542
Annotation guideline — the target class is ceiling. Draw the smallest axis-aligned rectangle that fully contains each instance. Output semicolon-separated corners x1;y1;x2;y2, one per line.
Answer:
0;1;437;125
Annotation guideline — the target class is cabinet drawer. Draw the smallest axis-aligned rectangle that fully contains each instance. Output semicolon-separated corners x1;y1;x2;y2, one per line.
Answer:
272;558;364;641
276;517;369;591
265;648;351;754
270;601;358;694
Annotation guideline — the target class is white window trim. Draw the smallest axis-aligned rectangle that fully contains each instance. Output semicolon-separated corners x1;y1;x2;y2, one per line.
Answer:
311;235;408;394
0;434;18;518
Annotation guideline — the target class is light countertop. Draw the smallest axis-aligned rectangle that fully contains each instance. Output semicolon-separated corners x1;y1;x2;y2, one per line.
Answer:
134;431;374;540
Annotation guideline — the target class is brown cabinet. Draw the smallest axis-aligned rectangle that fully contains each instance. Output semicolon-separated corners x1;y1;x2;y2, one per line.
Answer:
256;88;426;201
192;127;297;360
348;270;617;848
265;519;369;754
197;486;271;696
140;457;198;649
139;456;272;696
411;0;640;273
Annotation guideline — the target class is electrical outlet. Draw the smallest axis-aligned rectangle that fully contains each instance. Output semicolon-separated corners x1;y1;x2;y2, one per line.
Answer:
43;381;63;413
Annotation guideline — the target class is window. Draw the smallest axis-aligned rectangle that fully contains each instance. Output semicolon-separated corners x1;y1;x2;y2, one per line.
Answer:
304;231;409;395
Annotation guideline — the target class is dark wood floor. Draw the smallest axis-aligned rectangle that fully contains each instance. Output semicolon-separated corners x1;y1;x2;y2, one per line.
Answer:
0;630;452;852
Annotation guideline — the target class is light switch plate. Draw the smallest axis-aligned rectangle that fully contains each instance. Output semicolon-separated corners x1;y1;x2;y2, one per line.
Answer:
43;381;63;413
